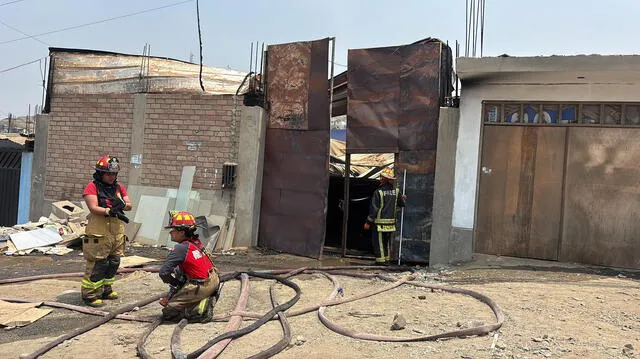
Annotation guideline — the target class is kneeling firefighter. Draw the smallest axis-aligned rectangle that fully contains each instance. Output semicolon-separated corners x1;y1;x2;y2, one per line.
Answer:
159;211;220;322
81;155;132;307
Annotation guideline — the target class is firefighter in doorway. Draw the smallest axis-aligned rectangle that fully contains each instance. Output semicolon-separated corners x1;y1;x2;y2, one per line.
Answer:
82;155;132;307
364;167;406;265
159;211;220;323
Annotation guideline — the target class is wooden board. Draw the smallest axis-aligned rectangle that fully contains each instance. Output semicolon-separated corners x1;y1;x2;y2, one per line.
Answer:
561;127;640;269
476;126;565;260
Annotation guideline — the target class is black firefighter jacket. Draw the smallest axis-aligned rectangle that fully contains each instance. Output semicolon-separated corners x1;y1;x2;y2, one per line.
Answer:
366;182;406;228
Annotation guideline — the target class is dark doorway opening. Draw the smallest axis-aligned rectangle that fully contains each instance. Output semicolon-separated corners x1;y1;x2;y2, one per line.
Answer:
325;175;380;257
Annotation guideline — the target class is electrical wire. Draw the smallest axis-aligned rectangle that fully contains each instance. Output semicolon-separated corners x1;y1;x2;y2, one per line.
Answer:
0;19;50;46
195;0;205;92
0;0;193;45
0;0;27;6
0;56;46;74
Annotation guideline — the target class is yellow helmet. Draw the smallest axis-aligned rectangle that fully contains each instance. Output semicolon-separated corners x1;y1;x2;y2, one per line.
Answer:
380;168;395;180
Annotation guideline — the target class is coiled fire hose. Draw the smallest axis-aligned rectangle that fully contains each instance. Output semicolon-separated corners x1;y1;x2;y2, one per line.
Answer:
1;265;504;359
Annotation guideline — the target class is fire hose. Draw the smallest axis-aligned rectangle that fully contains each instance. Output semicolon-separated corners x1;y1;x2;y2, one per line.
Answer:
1;265;504;359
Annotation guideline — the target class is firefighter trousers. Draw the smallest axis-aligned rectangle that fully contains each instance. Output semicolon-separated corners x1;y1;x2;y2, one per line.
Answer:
163;270;220;323
371;225;394;263
81;233;125;301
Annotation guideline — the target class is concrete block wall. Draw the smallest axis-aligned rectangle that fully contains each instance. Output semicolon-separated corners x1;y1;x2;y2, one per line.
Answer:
45;93;238;202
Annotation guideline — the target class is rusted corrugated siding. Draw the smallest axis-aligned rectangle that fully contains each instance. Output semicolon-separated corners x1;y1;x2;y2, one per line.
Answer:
259;38;330;258
48;48;247;96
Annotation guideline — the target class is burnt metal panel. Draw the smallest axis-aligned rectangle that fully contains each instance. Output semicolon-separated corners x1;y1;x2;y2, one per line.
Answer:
347;38;453;263
266;42;311;129
258;129;330;258
347;46;400;153
398;41;443;151
393;150;437;263
266;38;329;130
308;39;330;130
260;38;330;258
0;150;21;226
347;39;451;153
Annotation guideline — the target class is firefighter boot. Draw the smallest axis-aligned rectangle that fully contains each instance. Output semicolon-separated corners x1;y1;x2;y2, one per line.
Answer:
102;290;119;300
85;298;104;307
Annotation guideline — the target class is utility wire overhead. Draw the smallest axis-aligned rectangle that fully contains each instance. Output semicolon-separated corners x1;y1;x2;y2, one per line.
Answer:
0;0;193;45
0;0;28;7
0;19;50;46
0;56;46;74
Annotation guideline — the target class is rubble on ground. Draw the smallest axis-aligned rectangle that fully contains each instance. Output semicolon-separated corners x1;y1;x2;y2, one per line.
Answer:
0;200;88;256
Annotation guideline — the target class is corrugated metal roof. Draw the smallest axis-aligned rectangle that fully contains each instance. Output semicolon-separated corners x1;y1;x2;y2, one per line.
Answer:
47;47;249;96
329;139;393;178
0;134;26;150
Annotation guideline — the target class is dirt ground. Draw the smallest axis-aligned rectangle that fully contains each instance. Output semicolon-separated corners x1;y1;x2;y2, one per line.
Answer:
0;246;638;359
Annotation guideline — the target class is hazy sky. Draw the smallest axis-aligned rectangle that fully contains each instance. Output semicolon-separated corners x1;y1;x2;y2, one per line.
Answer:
1;0;639;116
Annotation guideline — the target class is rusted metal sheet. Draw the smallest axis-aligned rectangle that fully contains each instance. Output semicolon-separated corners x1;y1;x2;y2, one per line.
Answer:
266;38;329;130
347;46;400;153
398;41;443;151
347;39;452;263
393;150;437;263
47;48;247;96
561;127;640;269
258;129;329;258
347;39;452;153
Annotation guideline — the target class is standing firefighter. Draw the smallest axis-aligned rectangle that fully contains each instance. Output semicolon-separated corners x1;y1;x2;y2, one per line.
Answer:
364;167;406;265
82;155;132;307
159;211;220;323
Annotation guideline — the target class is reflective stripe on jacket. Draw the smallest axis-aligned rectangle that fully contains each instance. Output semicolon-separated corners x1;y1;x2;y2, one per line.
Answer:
366;182;405;225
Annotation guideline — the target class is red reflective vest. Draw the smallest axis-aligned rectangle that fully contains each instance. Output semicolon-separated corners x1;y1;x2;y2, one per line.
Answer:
178;241;213;279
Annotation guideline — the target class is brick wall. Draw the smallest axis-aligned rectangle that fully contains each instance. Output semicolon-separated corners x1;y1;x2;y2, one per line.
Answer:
141;94;238;189
46;94;134;201
45;93;239;201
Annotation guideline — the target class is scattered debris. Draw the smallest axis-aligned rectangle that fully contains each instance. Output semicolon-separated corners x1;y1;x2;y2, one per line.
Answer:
1;201;89;255
391;313;406;330
119;255;159;268
347;311;384;318
294;335;306;346
9;228;63;251
0;300;52;327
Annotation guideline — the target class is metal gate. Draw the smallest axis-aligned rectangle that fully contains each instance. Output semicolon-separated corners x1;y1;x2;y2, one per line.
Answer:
258;38;330;258
0;150;21;226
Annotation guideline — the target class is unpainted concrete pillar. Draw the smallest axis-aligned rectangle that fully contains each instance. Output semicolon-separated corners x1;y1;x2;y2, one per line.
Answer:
29;114;49;221
430;107;462;266
233;106;267;247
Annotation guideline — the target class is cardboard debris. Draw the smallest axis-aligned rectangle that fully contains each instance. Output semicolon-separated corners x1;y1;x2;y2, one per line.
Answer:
32;246;74;256
9;227;63;251
12;217;49;231
0;300;52;327
67;222;85;235
119;255;158;268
